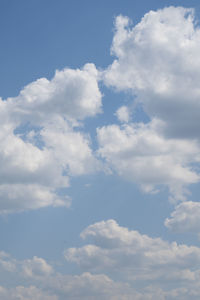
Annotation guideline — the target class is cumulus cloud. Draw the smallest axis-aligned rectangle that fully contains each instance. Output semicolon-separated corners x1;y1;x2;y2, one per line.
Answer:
11;63;102;123
0;184;71;214
104;7;200;139
0;252;53;278
47;272;138;300
0;63;102;213
0;272;154;300
0;286;58;300
2;221;200;299
2;5;200;210
21;256;53;278
115;105;130;123
98;6;200;201
165;201;200;234
97;121;200;201
64;219;200;299
65;219;200;279
0;250;164;300
40;118;99;176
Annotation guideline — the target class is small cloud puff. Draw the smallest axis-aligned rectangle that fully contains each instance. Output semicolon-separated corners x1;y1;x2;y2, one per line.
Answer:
115;106;130;123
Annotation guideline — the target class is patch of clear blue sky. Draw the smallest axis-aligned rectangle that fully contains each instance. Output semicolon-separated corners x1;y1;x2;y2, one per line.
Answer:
0;0;200;267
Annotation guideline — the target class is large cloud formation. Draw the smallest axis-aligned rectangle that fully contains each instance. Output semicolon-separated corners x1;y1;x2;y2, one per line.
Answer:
0;63;102;213
97;121;200;201
104;7;200;139
2;6;200;298
2;219;200;299
99;6;200;201
64;219;200;299
2;6;200;210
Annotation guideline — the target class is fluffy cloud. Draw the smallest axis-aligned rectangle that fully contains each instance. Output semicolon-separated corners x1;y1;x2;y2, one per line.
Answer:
2;220;200;299
97;121;200;201
21;256;53;278
64;219;200;299
0;252;53;278
47;272;138;300
2;5;200;210
98;6;200;200
0;250;164;300
10;63;102;124
40;118;99;176
0;272;157;300
0;184;71;214
104;7;200;139
0;286;58;300
0;64;102;213
65;220;200;279
165;201;200;234
115;106;130;123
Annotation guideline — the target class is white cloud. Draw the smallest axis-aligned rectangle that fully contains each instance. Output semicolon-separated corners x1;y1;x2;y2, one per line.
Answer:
65;220;200;283
2;6;200;210
40;117;100;176
0;63;102;213
115;105;130;123
0;251;16;273
1;226;200;299
11;63;102;124
0;250;164;300
0;252;53;278
165;201;200;234
0;286;58;300
104;7;200;140
0;272;161;300
47;272;139;300
21;256;53;278
99;7;200;200
0;184;71;214
97;121;200;201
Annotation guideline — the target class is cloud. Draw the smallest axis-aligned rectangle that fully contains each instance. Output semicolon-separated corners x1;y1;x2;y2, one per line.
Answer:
47;272;139;300
65;220;200;284
0;251;17;273
2;6;200;210
21;256;53;278
0;252;53;278
97;121;200;201
64;219;200;299
98;6;200;201
0;250;164;300
40;117;99;176
0;286;58;300
104;7;200;140
165;201;200;235
0;63;102;213
115;106;130;123
0;273;154;300
1;223;200;299
0;184;71;214
11;63;102;124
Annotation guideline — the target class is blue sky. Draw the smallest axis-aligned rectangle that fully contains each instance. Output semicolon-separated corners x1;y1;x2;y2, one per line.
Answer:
1;1;200;299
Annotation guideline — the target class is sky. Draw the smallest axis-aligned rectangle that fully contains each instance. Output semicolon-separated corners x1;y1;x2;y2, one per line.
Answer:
1;0;200;299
